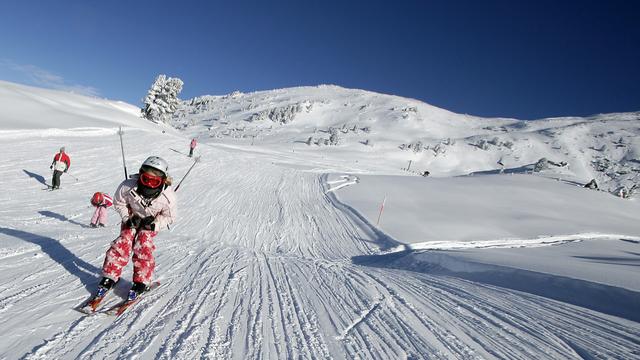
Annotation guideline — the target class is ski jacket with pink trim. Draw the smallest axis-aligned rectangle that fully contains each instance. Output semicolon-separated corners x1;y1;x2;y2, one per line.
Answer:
112;177;177;231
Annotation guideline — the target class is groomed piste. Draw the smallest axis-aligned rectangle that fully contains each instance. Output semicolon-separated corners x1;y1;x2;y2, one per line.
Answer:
1;81;639;359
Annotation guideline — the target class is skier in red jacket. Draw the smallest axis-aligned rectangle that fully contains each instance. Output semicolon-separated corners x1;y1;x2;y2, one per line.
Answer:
50;147;71;190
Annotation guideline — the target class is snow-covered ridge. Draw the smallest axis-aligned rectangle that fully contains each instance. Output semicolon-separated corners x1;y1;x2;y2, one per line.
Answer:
172;85;640;196
0;80;168;133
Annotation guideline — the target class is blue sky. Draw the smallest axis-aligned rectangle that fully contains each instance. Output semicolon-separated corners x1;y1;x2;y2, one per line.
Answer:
0;0;638;119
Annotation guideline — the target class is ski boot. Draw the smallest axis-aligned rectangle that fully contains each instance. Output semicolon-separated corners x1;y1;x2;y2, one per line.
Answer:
127;282;150;301
79;277;116;313
96;277;116;297
108;281;160;316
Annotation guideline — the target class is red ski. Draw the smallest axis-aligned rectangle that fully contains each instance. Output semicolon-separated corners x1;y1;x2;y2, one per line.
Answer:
104;281;160;317
75;288;113;315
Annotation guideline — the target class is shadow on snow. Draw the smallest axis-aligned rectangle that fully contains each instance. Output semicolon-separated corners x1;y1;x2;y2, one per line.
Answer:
0;227;99;292
23;169;47;186
460;163;534;176
38;210;91;229
572;252;640;267
169;148;189;157
352;248;640;323
321;174;401;252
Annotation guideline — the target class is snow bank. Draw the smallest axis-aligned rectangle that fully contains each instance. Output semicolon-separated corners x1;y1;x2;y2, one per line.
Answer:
334;173;640;245
0;80;165;133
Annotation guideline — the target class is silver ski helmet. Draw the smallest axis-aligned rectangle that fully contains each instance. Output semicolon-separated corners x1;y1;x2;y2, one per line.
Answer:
140;156;169;177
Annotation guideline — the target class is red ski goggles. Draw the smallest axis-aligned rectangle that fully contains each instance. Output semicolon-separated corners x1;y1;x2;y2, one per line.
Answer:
140;172;164;188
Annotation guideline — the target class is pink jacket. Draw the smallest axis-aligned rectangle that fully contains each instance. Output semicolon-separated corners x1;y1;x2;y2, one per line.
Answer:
190;139;197;149
113;177;177;231
95;193;113;207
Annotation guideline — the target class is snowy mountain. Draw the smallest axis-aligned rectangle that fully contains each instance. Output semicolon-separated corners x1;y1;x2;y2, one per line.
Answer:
0;80;639;359
172;85;640;196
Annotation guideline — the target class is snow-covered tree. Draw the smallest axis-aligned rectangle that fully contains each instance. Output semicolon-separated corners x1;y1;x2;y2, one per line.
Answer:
410;141;424;153
329;132;340;145
432;143;445;156
142;75;184;123
533;158;550;172
443;138;456;146
475;139;489;150
488;137;501;146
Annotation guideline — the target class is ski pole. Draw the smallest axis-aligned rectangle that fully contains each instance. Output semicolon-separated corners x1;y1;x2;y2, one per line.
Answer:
174;156;200;192
118;127;128;180
66;172;79;181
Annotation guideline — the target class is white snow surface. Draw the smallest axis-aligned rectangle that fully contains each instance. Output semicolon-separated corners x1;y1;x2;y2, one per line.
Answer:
0;80;170;135
0;81;639;359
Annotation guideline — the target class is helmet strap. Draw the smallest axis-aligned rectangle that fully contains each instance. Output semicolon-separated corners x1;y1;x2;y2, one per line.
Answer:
136;181;163;200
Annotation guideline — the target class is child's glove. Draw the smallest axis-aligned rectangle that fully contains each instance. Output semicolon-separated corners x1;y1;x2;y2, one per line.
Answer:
140;216;156;231
124;215;142;229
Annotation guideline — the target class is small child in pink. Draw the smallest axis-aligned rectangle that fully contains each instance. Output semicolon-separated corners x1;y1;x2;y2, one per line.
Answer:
90;192;113;228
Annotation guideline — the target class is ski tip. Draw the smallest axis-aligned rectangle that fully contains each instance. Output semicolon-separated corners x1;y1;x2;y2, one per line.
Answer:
105;281;161;317
74;306;97;316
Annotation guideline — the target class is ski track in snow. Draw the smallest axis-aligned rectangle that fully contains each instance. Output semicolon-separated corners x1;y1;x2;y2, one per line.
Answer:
0;135;639;359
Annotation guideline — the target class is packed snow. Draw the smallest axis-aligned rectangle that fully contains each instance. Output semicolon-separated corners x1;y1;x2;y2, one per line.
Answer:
0;80;638;359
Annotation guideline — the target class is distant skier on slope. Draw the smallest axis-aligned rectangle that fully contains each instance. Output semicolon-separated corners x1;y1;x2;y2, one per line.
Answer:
49;146;71;190
189;138;197;157
89;192;113;228
94;156;176;302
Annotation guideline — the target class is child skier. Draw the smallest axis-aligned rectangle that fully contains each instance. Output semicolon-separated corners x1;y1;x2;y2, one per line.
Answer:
49;147;71;190
189;138;197;157
93;156;176;304
90;192;113;228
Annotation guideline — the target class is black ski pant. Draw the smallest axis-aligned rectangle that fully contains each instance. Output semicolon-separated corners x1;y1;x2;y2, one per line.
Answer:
189;148;194;157
52;170;63;189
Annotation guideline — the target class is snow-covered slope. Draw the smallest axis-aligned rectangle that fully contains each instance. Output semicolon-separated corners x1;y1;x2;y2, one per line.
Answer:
0;80;172;135
0;81;639;359
334;173;640;245
173;85;640;195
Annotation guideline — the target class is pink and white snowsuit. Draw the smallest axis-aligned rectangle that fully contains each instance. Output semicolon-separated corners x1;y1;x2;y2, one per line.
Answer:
101;177;176;285
189;138;197;157
91;193;113;226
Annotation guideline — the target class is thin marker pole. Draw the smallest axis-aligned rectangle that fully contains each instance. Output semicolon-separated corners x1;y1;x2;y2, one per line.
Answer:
376;195;387;226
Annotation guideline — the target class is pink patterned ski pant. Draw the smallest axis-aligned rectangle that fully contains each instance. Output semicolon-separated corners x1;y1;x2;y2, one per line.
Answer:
90;206;108;226
101;226;157;284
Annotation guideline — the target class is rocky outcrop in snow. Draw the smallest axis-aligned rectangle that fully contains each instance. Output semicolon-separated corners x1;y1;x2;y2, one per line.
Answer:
247;102;313;124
